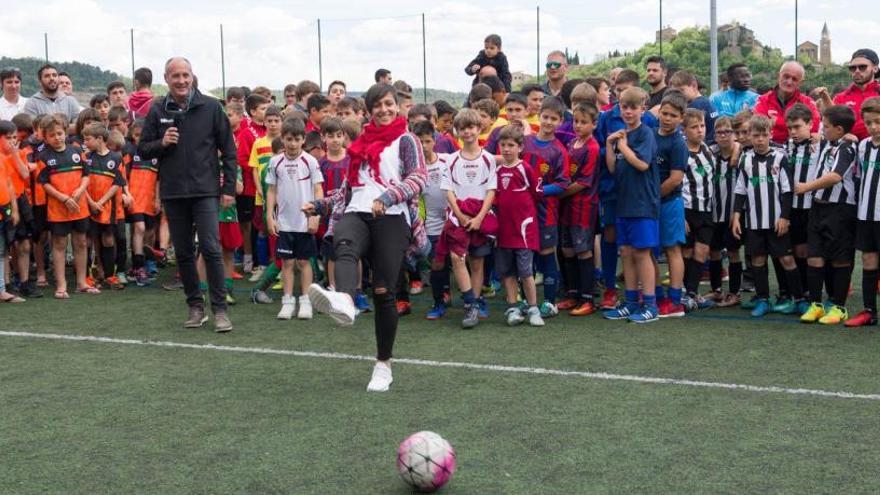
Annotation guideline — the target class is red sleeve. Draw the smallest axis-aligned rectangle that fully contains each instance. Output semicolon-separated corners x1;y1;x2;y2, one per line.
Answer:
805;96;821;133
753;93;769;117
236;128;253;170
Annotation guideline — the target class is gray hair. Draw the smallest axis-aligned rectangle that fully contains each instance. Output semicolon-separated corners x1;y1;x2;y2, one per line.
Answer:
164;57;193;75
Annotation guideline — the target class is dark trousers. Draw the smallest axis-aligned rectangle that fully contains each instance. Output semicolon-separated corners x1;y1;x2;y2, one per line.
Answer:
164;197;227;312
334;212;410;360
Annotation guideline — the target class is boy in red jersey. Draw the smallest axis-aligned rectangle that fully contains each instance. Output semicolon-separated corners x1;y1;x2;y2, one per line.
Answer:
494;125;544;326
557;102;600;316
37;115;96;297
522;96;571;317
236;94;270;274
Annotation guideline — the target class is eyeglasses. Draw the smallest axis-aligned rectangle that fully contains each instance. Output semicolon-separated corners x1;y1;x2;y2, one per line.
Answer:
545;61;562;70
716;130;734;136
849;64;870;72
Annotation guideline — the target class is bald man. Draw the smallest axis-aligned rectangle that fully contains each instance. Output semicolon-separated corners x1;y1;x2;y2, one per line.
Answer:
754;61;820;144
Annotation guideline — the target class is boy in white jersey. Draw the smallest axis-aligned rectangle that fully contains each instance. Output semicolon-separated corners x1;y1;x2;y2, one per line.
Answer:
681;108;716;310
266;119;324;320
707;116;743;306
783;103;817;301
413;121;453;320
846;97;880;327
434;109;497;329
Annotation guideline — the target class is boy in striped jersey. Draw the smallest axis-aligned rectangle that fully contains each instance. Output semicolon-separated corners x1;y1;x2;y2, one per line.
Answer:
846;97;880;327
783;104;817;301
794;106;859;324
731;115;805;317
707;116;743;307
681;109;716;310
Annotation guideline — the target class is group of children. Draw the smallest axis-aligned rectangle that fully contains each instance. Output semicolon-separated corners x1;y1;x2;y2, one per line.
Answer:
5;43;880;330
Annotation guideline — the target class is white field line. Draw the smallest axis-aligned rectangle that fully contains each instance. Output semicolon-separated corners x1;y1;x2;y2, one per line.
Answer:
3;330;880;401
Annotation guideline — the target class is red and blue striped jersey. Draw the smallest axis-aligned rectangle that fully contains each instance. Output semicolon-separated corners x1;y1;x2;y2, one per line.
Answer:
522;135;571;227
562;136;599;228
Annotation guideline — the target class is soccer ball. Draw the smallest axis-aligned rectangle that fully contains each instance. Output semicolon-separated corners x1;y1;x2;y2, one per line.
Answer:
397;431;456;492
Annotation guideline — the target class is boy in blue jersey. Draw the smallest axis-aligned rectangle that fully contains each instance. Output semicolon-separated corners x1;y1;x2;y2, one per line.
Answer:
594;69;658;310
602;87;660;323
670;70;719;144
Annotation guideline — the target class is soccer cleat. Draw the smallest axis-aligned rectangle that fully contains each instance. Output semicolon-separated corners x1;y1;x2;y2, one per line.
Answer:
818;305;848;325
396;300;412;316
231;270;243;280
539;301;559;318
277;296;296;320
600;289;618;310
740;296;759;310
628;306;659;323
307;283;356;326
115;272;129;285
145;260;159;278
354;292;372;313
716;292;741;308
477;297;489;319
225;290;237;305
251;289;274;304
409;280;424;295
800;302;825;323
105;276;125;290
248;265;265;282
366;362;393;392
297;295;313;319
844;310;878;327
750;299;771;317
505;307;525;326
603;304;635;320
461;304;480;329
135;267;151;287
481;284;496;298
659;301;686;318
425;302;447;320
183;306;208;328
772;299;799;315
557;297;579;310
796;300;811;314
527;306;545;326
771;296;791;313
570;300;596;316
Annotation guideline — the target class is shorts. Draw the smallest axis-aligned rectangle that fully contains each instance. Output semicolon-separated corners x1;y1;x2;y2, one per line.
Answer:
90;221;118;237
236;195;255;223
469;241;494;258
49;218;90;236
855;220;880;253
11;195;34;240
321;235;336;261
789;208;809;246
539;224;559;251
615;217;659;250
710;222;742;252
659;197;686;248
433;223;492;262
807;203;856;263
32;204;48;234
495;248;534;279
685;210;714;248
561;225;595;254
252;205;265;234
276;231;317;260
219;221;243;251
600;199;617;229
744;229;792;258
126;213;158;229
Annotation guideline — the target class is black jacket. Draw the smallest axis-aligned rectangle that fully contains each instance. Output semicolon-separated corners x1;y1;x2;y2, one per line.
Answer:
138;89;237;200
464;50;512;92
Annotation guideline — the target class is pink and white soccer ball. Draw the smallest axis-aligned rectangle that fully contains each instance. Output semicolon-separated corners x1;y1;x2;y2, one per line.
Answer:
397;431;456;492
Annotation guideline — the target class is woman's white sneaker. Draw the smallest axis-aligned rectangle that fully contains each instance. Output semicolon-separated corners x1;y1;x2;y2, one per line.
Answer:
277;295;296;320
307;283;356;326
297;295;313;319
366;362;393;392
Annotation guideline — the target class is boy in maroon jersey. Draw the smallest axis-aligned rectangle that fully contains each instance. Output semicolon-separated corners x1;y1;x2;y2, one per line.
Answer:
557;102;600;316
494;125;544;326
522;96;571;317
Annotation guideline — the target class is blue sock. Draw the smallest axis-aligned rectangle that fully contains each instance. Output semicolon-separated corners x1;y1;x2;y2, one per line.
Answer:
655;285;665;300
462;288;475;305
625;289;639;309
643;294;657;309
668;287;682;306
538;253;560;303
601;239;618;289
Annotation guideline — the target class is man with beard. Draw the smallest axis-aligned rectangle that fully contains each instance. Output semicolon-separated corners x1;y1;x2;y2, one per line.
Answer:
22;64;80;120
814;48;880;141
645;55;669;109
541;51;568;97
754;61;820;144
710;63;759;118
0;67;28;120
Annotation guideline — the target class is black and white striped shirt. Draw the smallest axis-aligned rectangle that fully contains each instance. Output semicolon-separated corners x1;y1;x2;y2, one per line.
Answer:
812;140;858;206
785;138;816;210
683;143;714;213
734;149;792;230
711;145;737;222
857;138;880;221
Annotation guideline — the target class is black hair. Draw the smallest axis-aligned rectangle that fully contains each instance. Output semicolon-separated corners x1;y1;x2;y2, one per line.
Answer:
107;81;126;94
823;105;857;133
374;69;391;82
408;103;434;122
245;94;270;114
433;100;457;118
659;90;688;115
363;83;398;113
484;34;502;48
520;83;544;96
615;69;640;86
90;94;110;108
726;63;749;79
504;92;528;108
37;64;57;79
0;67;22;83
412;120;435;137
281;118;306;138
134;67;152;88
560;78;585;109
645;55;667;70
481;75;505;93
307;93;331;113
320;116;344;135
784;103;814;124
0;120;16;135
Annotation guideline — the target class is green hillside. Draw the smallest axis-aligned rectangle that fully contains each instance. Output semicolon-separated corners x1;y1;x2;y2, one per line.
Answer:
2;57;130;97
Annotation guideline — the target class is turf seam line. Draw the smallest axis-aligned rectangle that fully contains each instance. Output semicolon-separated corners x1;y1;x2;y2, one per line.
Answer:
3;330;879;401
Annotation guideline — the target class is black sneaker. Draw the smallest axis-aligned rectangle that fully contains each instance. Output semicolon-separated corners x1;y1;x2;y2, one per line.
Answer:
18;282;43;298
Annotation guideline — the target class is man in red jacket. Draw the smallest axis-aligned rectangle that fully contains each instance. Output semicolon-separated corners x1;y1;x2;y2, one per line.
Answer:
814;48;880;141
754;61;820;144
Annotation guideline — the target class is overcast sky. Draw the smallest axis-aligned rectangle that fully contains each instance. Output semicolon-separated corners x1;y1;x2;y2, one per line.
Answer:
3;0;875;93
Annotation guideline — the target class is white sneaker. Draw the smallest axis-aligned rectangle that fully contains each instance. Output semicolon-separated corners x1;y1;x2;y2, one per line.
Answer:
243;258;253;273
297;295;313;319
277;295;296;320
505;307;525;326
307;283;356;326
366;362;393;392
248;265;265;282
527;306;545;326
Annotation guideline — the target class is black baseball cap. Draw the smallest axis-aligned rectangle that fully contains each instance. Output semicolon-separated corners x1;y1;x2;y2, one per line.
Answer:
851;48;879;66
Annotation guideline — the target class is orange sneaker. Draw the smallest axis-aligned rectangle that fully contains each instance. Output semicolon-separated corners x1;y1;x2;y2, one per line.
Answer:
600;289;618;310
396;300;412;316
570;300;597;316
232;270;243;280
557;297;579;310
844;310;877;327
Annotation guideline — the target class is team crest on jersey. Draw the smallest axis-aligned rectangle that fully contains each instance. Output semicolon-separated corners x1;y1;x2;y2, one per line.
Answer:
133;155;141;162
570;162;578;175
466;170;477;182
72;154;81;163
48;159;57;166
501;176;511;189
107;160;116;169
538;160;549;175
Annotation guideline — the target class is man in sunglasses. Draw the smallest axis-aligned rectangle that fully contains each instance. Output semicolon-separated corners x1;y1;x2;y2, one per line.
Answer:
814;48;880;141
0;68;28;120
541;51;568;97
